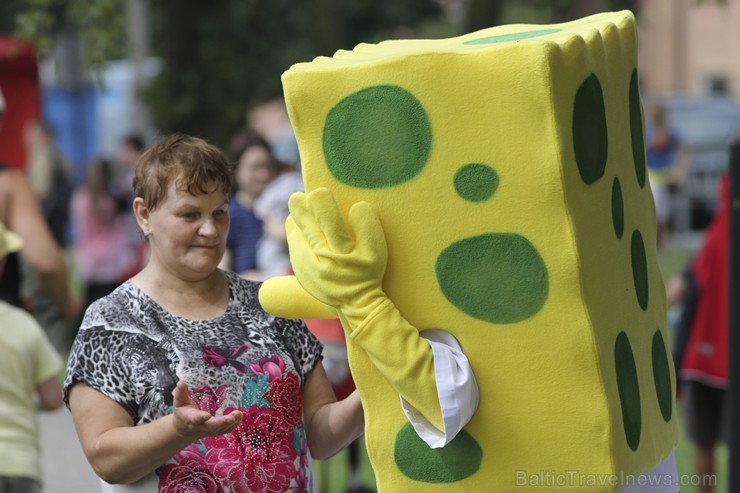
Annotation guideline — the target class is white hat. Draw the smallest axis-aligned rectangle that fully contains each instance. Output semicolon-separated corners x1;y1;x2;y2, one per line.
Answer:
0;221;23;257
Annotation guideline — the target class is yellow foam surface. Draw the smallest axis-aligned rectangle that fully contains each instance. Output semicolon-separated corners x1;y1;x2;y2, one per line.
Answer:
281;10;677;491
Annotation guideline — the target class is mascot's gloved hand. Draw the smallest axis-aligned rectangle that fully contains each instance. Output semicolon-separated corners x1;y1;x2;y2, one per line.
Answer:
286;188;444;432
286;188;388;329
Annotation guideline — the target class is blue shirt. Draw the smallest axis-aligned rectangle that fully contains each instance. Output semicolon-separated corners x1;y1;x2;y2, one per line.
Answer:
646;123;681;171
226;199;263;273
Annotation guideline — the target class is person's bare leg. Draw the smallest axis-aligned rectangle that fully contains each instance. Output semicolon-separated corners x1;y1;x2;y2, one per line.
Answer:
694;442;715;493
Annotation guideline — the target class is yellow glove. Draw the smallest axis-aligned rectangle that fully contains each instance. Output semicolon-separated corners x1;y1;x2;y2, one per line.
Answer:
286;188;388;330
287;188;443;430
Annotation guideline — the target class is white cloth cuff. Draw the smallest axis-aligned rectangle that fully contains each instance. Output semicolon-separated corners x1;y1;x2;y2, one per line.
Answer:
399;329;479;448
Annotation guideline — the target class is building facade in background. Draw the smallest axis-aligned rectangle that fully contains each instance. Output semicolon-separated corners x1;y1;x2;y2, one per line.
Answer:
638;0;740;98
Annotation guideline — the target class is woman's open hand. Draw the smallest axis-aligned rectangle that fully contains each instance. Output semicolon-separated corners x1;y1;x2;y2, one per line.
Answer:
172;381;243;438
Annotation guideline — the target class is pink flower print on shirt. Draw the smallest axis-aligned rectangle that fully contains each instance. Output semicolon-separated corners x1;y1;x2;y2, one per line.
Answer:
158;459;223;493
250;356;285;382
189;385;227;416
265;373;303;428
202;344;250;373
205;406;297;493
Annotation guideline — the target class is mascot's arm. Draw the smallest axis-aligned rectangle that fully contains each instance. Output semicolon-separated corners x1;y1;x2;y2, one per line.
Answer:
286;188;477;445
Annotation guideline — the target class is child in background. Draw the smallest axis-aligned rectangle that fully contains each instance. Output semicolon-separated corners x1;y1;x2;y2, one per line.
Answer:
670;174;729;493
0;220;64;493
253;164;304;279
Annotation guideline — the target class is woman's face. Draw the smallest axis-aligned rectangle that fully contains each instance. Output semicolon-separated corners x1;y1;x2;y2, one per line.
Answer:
141;180;230;280
235;145;274;198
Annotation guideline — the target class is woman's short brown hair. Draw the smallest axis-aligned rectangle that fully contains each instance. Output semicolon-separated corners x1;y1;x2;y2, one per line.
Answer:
133;134;233;211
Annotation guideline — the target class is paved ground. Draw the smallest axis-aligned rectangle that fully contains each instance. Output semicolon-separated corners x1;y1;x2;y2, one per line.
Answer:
39;407;100;492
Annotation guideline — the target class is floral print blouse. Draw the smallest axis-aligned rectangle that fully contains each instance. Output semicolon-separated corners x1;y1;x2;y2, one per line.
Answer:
63;270;323;493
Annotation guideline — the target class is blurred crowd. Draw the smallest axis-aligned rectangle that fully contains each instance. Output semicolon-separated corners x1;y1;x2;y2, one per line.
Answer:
1;96;309;354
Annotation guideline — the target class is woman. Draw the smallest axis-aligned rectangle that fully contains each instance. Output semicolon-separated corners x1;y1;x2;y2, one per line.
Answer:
69;158;137;309
219;129;282;280
64;134;364;493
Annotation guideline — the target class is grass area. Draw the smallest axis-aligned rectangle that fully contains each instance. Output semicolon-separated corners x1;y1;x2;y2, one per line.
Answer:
675;410;728;493
313;438;377;492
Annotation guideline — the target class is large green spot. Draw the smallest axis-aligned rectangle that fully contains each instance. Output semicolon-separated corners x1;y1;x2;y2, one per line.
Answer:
436;233;548;324
652;330;673;422
573;74;608;185
323;84;432;189
612;177;624;239
463;29;561;45
629;69;646;188
454;163;499;202
631;230;649;310
615;331;642;451
394;423;482;483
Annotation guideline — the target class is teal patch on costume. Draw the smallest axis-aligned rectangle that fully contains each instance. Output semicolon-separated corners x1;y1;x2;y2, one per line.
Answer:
454;163;499;202
573;74;608;185
629;69;646;188
630;229;649;310
652;330;673;422
436;233;548;324
394;423;482;483
323;84;432;189
615;331;641;451
611;177;624;239
463;29;561;45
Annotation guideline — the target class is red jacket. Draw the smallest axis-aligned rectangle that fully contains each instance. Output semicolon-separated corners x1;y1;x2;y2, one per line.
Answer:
680;174;729;388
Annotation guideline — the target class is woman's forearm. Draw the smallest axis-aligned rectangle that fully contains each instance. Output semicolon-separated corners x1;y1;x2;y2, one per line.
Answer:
307;389;365;460
85;414;194;484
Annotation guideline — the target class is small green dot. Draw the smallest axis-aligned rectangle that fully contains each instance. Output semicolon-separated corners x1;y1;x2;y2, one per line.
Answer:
463;29;561;45
652;329;673;422
573;74;608;185
612;177;624;239
436;233;548;324
615;331;642;451
394;423;482;483
629;69;646;189
454;164;499;202
631;230;649;310
323;85;432;189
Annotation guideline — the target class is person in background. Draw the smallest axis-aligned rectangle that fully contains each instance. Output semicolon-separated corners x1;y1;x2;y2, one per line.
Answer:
112;134;149;281
0;220;64;493
112;134;145;210
21;119;75;351
669;173;729;493
0;88;81;325
645;103;691;251
70;158;138;310
23;120;73;248
252;152;304;279
64;134;364;492
219;129;280;279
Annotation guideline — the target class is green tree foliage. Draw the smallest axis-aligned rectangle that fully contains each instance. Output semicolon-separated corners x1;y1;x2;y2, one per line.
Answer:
143;0;444;147
7;0;650;147
11;0;125;67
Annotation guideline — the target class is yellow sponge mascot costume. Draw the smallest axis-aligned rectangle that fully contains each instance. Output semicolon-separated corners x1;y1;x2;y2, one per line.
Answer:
260;10;679;492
